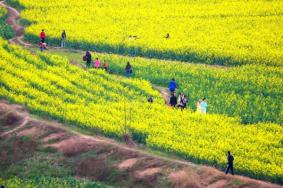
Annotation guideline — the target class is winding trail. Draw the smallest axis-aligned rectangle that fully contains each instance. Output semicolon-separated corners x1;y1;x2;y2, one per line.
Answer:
0;1;32;47
0;2;282;187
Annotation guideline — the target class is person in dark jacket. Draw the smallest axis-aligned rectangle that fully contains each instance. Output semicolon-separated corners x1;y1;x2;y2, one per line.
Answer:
169;92;177;107
168;78;177;93
61;30;66;47
85;50;92;68
125;62;133;77
148;96;153;103
225;151;234;175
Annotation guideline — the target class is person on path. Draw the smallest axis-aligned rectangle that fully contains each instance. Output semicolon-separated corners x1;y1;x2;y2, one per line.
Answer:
169;92;177;107
85;50;92;68
168;78;177;94
200;98;208;114
94;58;100;69
225;151;234;175
39;41;44;52
61;30;66;47
125;62;133;77
177;93;187;110
40;29;46;43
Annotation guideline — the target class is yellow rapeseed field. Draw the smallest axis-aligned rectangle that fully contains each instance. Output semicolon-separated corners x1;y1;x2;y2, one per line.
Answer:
8;0;283;66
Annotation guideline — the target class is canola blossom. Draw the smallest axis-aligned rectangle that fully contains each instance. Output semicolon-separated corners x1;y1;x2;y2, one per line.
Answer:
6;0;283;66
0;39;282;183
53;51;283;124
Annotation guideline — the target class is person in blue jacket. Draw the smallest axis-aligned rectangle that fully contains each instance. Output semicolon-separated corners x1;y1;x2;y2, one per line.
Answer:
168;78;177;93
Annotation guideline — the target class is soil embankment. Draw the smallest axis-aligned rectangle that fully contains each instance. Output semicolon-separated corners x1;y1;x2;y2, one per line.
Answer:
0;100;281;188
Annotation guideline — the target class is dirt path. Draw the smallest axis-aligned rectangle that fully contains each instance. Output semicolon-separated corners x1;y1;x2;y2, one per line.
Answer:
0;1;32;47
0;100;281;188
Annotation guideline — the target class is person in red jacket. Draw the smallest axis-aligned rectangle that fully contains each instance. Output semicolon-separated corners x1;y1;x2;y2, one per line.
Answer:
40;29;46;42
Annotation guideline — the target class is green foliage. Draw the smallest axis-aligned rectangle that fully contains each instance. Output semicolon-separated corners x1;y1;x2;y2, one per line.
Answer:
0;7;14;39
0;176;111;188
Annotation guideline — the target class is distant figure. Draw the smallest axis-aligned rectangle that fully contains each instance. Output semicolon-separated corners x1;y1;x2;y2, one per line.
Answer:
94;58;100;69
177;93;187;110
196;100;202;113
103;60;109;71
165;33;170;39
39;42;47;52
148;96;153;103
125;62;133;77
39;41;44;51
61;30;66;47
168;78;177;93
169;92;177;107
225;151;234;175
85;50;92;68
128;35;138;40
40;29;46;43
200;98;208;114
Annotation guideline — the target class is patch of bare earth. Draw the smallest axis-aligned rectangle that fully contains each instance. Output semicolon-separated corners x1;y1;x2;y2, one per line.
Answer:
0;100;282;188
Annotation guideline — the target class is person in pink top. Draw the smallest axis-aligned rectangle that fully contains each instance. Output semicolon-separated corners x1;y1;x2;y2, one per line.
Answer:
93;58;100;69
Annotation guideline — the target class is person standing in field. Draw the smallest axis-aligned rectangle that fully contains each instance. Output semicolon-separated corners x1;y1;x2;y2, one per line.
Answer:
225;151;234;175
168;78;177;94
169;92;177;107
61;30;66;47
40;29;46;43
85;50;92;68
94;58;100;69
103;60;109;71
200;98;208;114
125;62;133;77
177;93;187;110
196;99;202;113
148;96;153;103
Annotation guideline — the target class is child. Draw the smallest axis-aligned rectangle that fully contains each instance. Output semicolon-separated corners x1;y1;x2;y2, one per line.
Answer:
94;58;100;69
103;60;109;71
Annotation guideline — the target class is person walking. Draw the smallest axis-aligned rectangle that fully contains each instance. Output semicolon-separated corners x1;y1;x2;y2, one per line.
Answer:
61;30;66;47
94;58;100;69
168;78;177;94
85;50;92;68
177;93;187;110
225;151;234;175
40;29;46;43
169;92;177;107
200;98;208;114
125;62;133;77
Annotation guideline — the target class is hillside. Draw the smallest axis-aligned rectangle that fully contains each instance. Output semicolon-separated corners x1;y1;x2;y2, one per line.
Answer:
0;0;282;187
0;100;281;188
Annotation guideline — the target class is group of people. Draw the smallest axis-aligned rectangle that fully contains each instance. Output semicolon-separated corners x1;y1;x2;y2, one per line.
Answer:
38;30;237;176
39;29;67;51
167;78;208;113
83;51;109;71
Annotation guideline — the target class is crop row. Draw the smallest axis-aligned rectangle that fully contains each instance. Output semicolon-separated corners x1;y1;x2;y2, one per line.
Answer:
0;39;282;182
